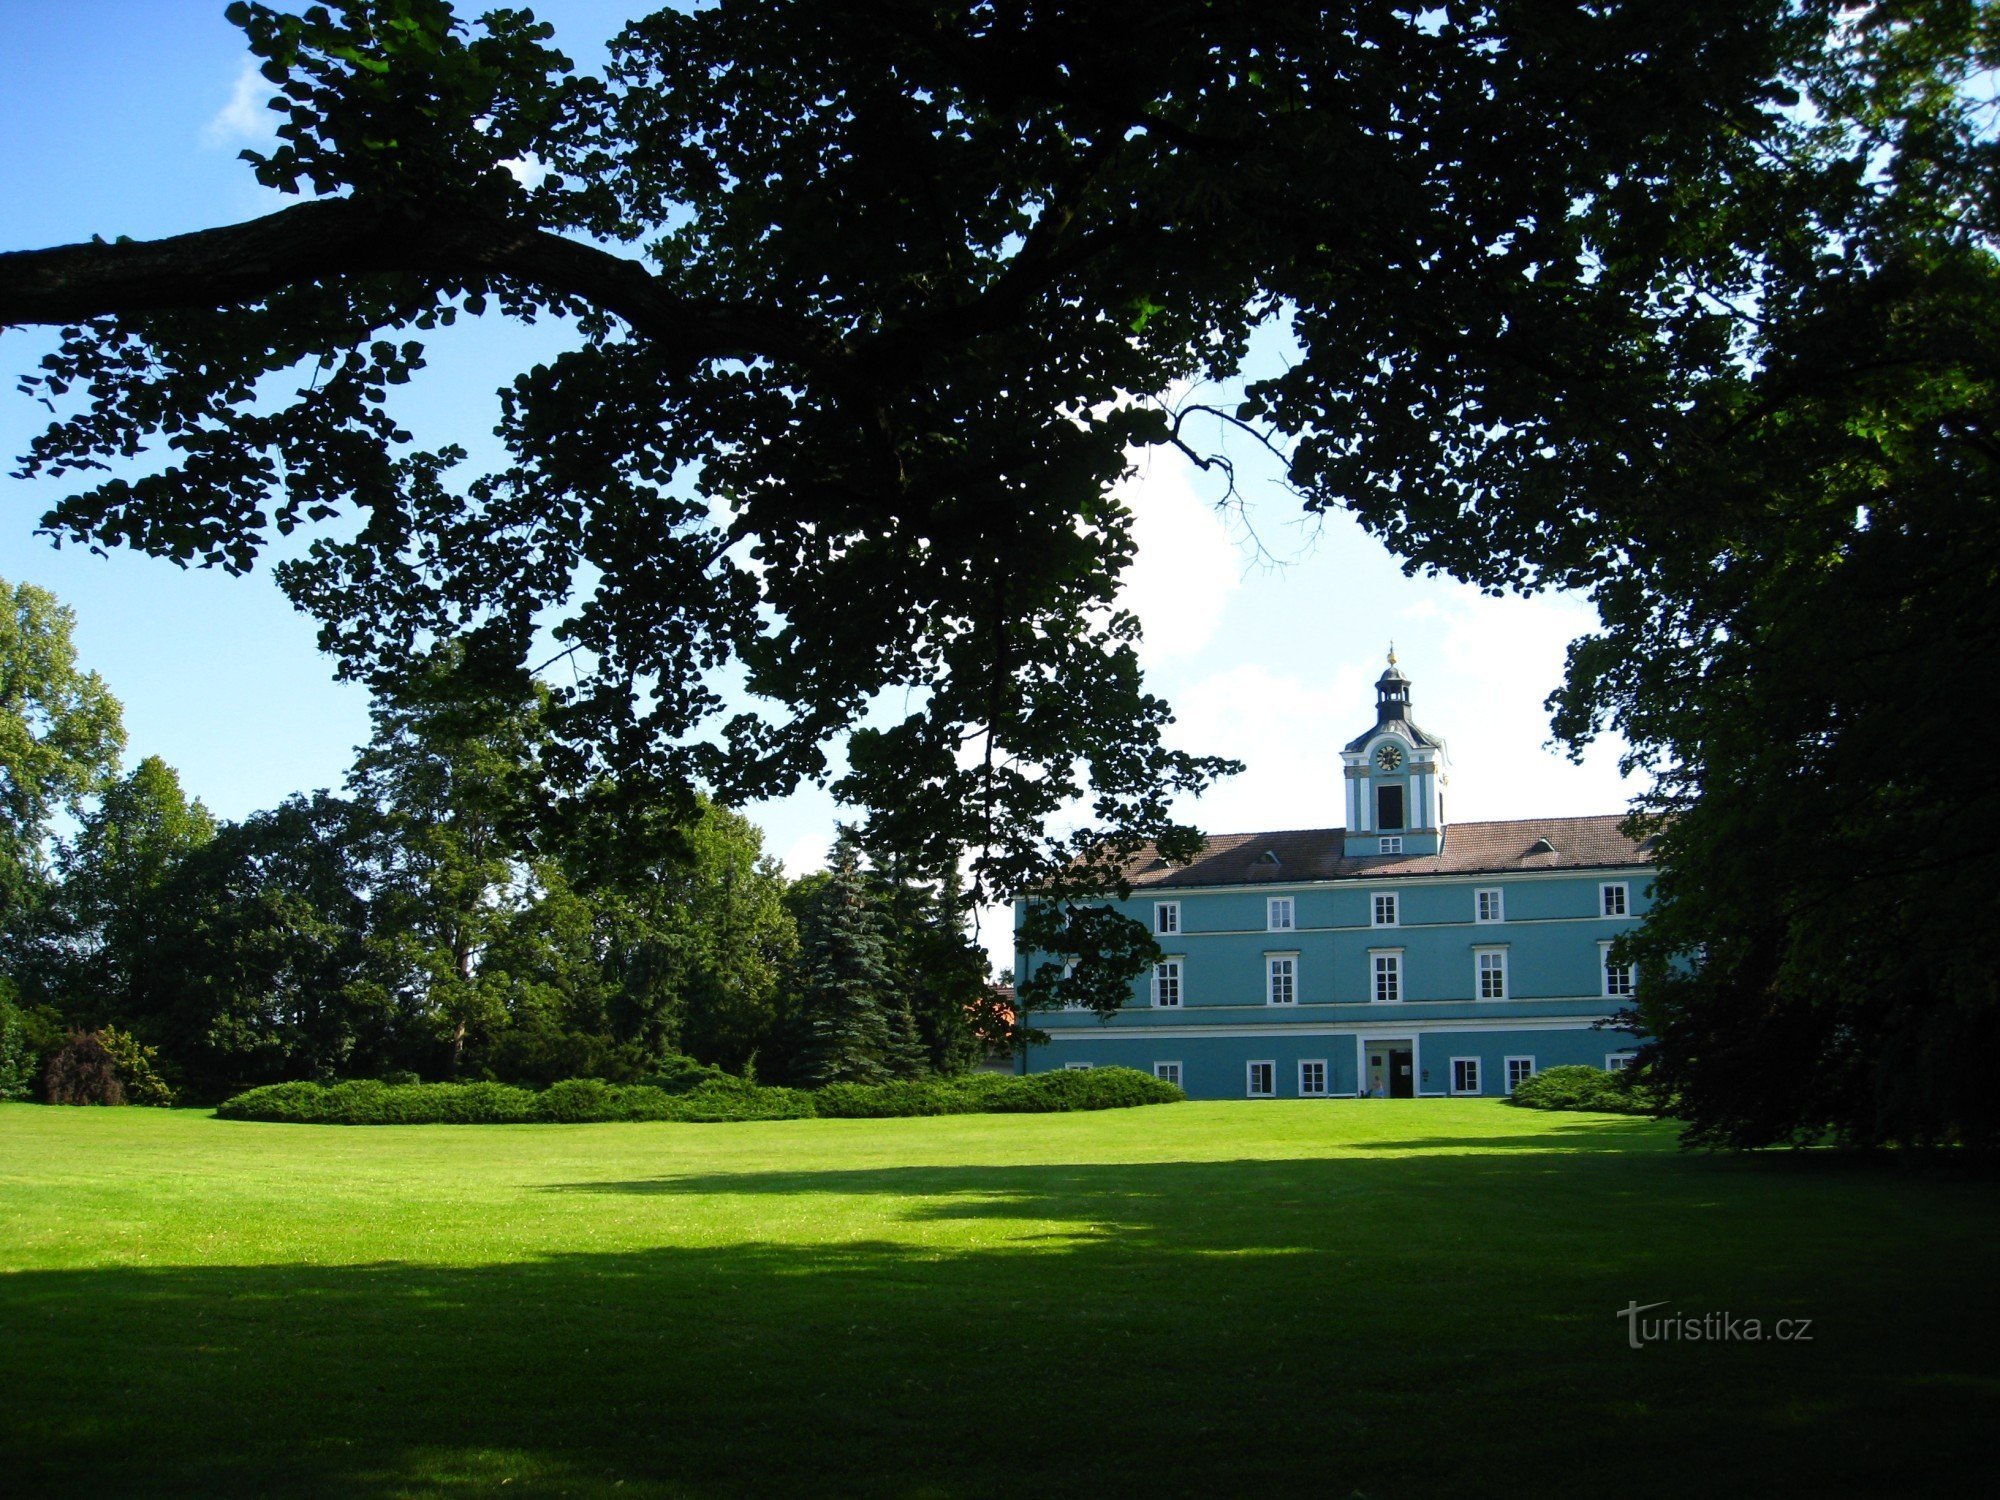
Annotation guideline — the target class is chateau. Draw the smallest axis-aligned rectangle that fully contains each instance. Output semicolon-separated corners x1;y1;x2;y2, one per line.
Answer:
1014;655;1652;1099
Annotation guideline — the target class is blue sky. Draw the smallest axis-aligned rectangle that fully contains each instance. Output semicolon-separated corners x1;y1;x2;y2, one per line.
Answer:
1;3;1642;968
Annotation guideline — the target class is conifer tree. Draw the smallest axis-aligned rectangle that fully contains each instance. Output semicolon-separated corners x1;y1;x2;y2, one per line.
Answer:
794;829;898;1086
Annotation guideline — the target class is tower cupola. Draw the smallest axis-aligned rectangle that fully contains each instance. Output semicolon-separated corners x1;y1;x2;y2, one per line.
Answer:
1340;648;1450;858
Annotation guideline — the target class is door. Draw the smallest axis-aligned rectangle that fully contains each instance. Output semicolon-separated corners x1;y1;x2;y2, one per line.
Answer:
1389;1047;1415;1098
1366;1049;1388;1096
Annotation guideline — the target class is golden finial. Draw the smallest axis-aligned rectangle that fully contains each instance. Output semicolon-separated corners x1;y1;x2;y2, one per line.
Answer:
1387;641;1397;668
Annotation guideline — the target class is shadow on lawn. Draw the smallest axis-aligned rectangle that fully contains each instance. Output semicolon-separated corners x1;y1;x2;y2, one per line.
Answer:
3;1148;1996;1500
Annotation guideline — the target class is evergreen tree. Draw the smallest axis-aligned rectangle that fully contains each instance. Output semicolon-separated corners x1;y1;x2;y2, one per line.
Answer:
793;830;898;1086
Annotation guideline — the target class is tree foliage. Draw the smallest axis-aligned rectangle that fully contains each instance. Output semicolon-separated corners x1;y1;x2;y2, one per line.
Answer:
0;576;125;946
4;1;1995;1139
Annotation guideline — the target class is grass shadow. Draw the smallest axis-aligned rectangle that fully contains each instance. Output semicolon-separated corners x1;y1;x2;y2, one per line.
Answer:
4;1147;1998;1498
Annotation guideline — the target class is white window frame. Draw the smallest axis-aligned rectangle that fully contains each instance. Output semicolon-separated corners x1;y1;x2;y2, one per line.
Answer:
1064;1062;1094;1071
1153;1061;1182;1088
1378;835;1403;855
1606;1051;1639;1072
1599;941;1636;999
1370;948;1404;1004
1153;957;1184;1008
1154;900;1181;935
1600;882;1629;919
1450;1056;1482;1096
1475;887;1504;924
1474;946;1509;1001
1266;895;1295;932
1371;891;1400;927
1265;952;1298;1006
1505;1055;1537;1091
1246;1060;1276;1098
1298;1059;1328;1097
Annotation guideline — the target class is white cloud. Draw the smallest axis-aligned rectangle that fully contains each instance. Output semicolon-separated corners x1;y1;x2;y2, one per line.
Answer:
1152;585;1644;839
1114;453;1240;664
1162;660;1374;832
203;60;272;149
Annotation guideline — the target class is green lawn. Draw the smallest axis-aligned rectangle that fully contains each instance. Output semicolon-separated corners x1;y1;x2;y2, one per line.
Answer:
1;1102;1994;1498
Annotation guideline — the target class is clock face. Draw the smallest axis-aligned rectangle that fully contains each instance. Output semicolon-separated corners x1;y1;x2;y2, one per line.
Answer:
1375;744;1404;773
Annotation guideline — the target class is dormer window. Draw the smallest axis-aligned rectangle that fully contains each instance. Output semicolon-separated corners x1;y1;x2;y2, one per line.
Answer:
1527;837;1557;856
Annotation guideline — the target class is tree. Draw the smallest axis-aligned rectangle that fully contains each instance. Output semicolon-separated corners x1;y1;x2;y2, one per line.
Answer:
45;756;216;1030
347;645;549;1072
790;830;901;1086
1;577;125;953
0;0;1828;917
1536;11;2000;1148
866;847;993;1076
136;792;397;1096
4;2;1993;1139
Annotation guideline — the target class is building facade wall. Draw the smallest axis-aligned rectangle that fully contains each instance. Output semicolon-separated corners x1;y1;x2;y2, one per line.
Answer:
1015;867;1650;1099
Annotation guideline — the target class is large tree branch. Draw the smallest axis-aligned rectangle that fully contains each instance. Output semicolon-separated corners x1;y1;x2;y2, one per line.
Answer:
0;196;830;370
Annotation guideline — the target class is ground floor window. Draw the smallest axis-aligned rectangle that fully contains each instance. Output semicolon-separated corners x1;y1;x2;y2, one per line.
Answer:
1451;1056;1481;1095
1064;1062;1093;1071
1505;1055;1536;1091
1299;1060;1327;1097
1154;1061;1182;1088
1606;1051;1638;1071
1246;1060;1275;1097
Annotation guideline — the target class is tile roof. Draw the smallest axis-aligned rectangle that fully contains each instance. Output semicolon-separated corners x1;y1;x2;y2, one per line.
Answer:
1116;815;1653;889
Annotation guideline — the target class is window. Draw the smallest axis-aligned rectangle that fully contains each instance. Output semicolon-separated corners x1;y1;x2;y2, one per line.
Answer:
1600;882;1629;918
1371;950;1403;1004
1378;836;1403;855
1475;947;1509;1000
1600;942;1635;998
1606;1051;1639;1071
1377;783;1406;830
1451;1057;1482;1095
1505;1056;1537;1091
1372;892;1399;927
1475;887;1504;924
1246;1060;1275;1097
1266;954;1297;1006
1154;901;1181;935
1059;958;1086;1010
1153;1061;1182;1088
1267;896;1295;932
1064;1062;1094;1071
1153;958;1183;1007
1299;1059;1328;1096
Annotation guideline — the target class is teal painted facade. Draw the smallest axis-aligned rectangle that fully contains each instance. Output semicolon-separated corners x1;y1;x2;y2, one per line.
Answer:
1013;659;1651;1098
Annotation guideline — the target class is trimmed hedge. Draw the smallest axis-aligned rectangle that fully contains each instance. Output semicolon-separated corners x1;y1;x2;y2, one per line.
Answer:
214;1065;1182;1125
1508;1063;1659;1116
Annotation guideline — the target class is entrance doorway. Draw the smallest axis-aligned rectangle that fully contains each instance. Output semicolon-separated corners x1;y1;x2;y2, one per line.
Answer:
1365;1042;1416;1098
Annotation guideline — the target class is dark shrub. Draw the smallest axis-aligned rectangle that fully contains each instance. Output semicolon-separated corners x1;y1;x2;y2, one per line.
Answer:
44;1032;124;1106
1508;1064;1658;1115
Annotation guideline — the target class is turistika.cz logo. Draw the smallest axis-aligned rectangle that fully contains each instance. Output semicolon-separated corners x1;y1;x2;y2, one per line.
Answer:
1617;1301;1814;1349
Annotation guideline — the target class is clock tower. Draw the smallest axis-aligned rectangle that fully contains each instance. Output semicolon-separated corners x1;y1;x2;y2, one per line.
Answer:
1341;649;1449;857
